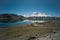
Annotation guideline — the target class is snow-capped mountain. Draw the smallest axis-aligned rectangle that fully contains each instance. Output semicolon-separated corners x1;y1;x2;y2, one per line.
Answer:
31;12;51;17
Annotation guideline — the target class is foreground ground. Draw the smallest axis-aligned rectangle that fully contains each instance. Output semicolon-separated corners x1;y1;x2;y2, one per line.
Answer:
0;21;60;40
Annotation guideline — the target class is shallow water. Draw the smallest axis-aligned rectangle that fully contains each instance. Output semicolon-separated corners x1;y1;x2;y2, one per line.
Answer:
0;20;32;28
0;20;45;28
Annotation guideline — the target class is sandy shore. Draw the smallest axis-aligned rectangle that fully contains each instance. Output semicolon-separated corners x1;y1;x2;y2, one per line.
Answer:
0;21;60;40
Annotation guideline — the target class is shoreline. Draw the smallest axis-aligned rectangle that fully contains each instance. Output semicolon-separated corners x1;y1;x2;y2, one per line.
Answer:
0;21;60;40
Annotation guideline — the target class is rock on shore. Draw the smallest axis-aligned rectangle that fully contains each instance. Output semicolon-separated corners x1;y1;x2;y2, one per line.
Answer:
35;30;60;40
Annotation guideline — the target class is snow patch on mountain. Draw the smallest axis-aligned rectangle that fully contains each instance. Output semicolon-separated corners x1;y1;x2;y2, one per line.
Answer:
31;12;51;17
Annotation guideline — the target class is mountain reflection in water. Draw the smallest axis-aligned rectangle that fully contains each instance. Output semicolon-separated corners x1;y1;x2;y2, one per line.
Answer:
0;20;31;27
23;20;45;23
0;19;45;27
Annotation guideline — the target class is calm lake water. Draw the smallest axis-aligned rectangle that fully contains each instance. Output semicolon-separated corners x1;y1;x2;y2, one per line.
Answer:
0;20;32;28
0;20;45;28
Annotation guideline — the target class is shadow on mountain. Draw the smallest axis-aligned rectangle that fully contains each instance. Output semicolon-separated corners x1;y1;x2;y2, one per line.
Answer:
0;13;24;23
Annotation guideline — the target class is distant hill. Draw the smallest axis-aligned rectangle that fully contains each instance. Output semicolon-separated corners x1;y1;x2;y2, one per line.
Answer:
0;13;24;23
0;14;19;18
25;16;60;21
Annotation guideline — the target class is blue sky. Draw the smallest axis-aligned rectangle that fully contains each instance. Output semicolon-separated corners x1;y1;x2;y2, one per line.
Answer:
0;0;60;17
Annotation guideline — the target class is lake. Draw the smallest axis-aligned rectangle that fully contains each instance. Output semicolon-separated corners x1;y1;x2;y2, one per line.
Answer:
0;20;45;28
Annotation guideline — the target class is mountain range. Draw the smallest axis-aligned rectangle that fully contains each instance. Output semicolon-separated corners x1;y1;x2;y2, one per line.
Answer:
0;13;60;23
0;13;24;23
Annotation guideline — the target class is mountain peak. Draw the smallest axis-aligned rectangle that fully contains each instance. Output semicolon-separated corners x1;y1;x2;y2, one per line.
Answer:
31;12;50;17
